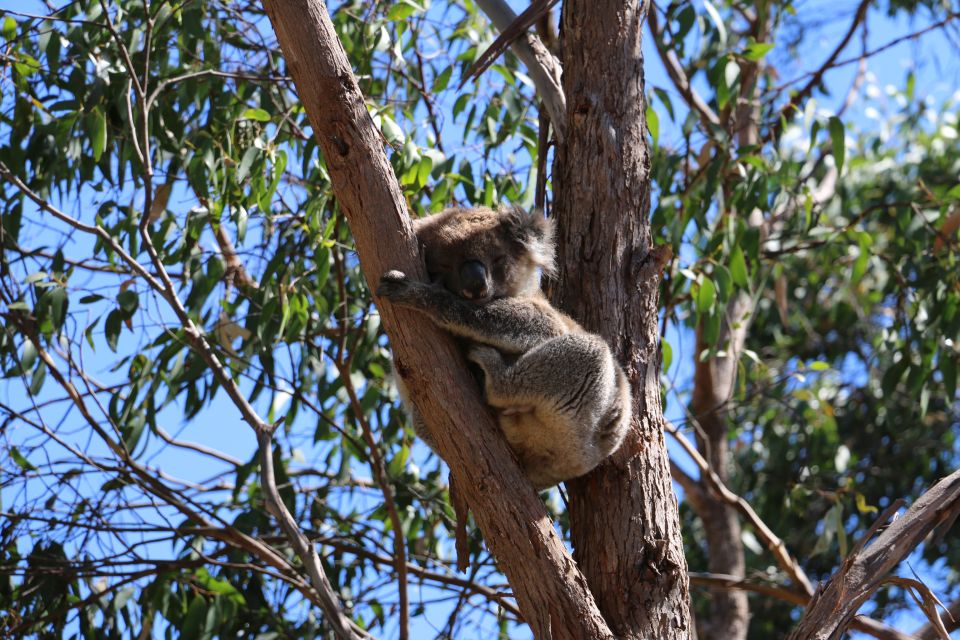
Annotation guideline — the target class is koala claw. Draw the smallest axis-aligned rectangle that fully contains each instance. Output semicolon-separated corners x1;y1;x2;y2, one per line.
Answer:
376;270;410;299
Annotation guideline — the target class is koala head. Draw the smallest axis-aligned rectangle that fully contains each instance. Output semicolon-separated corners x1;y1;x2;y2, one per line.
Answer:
412;205;555;302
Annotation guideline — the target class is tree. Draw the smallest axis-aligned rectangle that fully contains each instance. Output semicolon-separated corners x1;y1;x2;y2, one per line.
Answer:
1;1;958;639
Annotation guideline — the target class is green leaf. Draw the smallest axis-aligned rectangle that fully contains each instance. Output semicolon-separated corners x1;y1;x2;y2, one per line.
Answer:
416;155;433;188
653;87;675;121
433;67;452;93
646;106;659;144
743;42;774;61
2;16;15;41
387;444;410;477
123;413;146;452
713;265;733;302
105;309;123;352
117;290;139;314
240;107;271;122
724;60;740;90
387;0;420;21
941;354;957;400
379;114;404;144
828;116;845;174
811;502;843;556
46;287;68;331
881;356;910;395
195;569;246;604
10;447;37;472
30;361;46;394
702;0;727;46
236;206;248;243
697;278;716;314
91;108;107;162
20;341;37;372
236;146;259;184
182;596;210;640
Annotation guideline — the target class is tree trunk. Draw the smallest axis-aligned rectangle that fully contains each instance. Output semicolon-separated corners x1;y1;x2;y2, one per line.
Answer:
690;292;753;640
551;1;692;638
260;1;613;637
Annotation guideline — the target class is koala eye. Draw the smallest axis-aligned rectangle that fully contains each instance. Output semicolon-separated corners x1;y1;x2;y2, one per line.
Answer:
492;255;507;266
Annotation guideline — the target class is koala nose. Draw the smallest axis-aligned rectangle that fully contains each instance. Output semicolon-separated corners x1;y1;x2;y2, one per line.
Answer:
458;260;490;300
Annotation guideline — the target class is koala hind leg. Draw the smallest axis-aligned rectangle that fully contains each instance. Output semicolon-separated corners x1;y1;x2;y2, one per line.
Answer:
467;334;624;457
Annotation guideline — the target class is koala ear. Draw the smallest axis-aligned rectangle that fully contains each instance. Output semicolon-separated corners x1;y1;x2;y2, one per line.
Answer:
499;205;556;276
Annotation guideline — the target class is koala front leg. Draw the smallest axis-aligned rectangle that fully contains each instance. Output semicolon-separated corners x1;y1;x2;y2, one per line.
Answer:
377;271;556;352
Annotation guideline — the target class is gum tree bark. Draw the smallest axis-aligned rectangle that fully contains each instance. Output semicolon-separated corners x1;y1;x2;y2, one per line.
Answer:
550;1;693;638
260;1;613;637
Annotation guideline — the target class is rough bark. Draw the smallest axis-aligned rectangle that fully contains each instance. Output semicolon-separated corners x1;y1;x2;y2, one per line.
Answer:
260;2;612;637
550;1;692;637
788;468;960;640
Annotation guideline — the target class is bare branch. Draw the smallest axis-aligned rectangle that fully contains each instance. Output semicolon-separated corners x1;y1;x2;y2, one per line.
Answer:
332;356;409;639
788;468;960;640
647;3;721;131
688;573;917;640
915;597;960;640
257;428;365;640
471;0;567;142
1;115;363;640
766;0;869;142
666;420;815;597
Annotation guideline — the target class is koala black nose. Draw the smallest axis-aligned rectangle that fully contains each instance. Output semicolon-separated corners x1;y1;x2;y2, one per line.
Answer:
458;260;490;300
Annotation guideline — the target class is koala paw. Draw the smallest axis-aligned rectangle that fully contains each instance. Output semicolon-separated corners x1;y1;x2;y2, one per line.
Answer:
466;345;502;372
376;270;411;300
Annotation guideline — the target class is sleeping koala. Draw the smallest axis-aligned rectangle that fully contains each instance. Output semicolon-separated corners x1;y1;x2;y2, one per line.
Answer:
377;205;631;489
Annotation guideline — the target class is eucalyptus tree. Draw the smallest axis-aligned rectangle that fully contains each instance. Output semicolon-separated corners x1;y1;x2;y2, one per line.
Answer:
1;1;958;639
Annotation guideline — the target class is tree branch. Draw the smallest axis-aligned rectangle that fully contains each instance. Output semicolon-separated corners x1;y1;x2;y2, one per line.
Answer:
647;3;721;131
257;428;362;640
471;0;567;142
914;597;960;640
788;468;960;640
688;573;917;640
258;1;612;637
666;420;815;597
766;0;870;142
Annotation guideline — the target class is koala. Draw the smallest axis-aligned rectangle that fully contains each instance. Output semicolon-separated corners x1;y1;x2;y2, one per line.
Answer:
377;205;632;489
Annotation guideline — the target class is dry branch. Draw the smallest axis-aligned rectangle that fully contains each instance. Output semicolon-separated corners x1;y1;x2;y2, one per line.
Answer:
788;468;960;640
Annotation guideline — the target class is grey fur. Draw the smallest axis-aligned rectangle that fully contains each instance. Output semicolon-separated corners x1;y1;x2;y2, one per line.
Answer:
378;206;631;489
